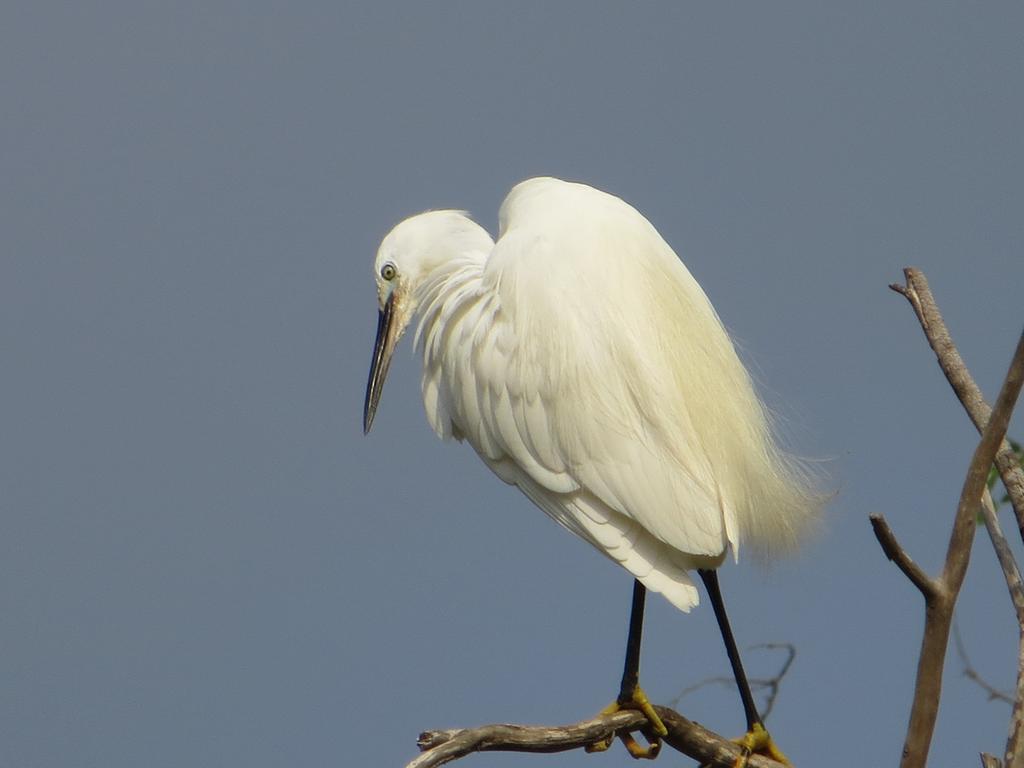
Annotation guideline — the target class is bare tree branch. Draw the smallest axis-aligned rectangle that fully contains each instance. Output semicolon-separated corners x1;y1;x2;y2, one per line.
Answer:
890;268;1024;536
880;274;1024;768
408;706;785;768
881;270;1024;768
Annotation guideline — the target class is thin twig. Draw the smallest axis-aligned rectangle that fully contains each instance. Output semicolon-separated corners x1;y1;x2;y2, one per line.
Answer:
953;622;1013;704
756;642;797;720
669;643;796;721
407;706;784;768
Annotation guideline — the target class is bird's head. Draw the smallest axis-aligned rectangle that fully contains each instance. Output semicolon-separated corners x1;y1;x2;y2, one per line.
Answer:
363;210;493;434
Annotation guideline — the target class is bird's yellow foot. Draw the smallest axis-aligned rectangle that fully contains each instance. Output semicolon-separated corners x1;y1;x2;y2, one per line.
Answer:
731;723;791;767
585;686;667;759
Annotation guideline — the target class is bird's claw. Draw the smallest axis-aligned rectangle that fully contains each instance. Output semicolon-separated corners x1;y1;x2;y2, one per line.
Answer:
586;729;662;759
621;731;662;760
585;687;666;759
730;723;791;768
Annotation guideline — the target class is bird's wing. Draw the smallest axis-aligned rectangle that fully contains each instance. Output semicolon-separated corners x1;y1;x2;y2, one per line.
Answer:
433;179;751;561
505;461;702;611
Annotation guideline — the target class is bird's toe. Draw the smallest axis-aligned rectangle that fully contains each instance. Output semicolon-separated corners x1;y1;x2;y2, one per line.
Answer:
730;723;791;767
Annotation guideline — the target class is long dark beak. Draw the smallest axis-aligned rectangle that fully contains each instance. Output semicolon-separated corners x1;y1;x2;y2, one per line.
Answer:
363;293;397;434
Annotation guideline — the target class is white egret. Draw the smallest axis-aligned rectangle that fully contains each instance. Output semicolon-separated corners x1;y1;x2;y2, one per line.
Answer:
363;177;820;764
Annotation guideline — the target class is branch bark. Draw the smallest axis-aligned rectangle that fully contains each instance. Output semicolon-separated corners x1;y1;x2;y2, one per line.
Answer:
877;270;1024;768
408;706;785;768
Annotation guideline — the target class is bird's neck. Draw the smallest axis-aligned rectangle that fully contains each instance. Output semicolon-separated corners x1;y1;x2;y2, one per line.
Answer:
412;253;488;365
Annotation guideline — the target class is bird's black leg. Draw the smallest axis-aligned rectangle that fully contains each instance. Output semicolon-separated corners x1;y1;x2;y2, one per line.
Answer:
618;578;648;704
698;569;790;766
698;569;761;730
586;579;665;759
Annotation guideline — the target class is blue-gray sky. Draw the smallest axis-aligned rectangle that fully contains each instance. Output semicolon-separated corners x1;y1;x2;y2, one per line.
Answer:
2;3;1022;767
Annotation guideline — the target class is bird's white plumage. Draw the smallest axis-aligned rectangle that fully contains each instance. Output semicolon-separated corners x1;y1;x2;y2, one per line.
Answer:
373;177;819;612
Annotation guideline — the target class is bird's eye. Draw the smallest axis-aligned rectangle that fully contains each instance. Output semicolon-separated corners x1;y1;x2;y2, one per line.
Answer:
380;263;397;281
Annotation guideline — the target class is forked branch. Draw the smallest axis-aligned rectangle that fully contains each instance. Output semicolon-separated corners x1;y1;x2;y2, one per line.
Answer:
877;269;1024;768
